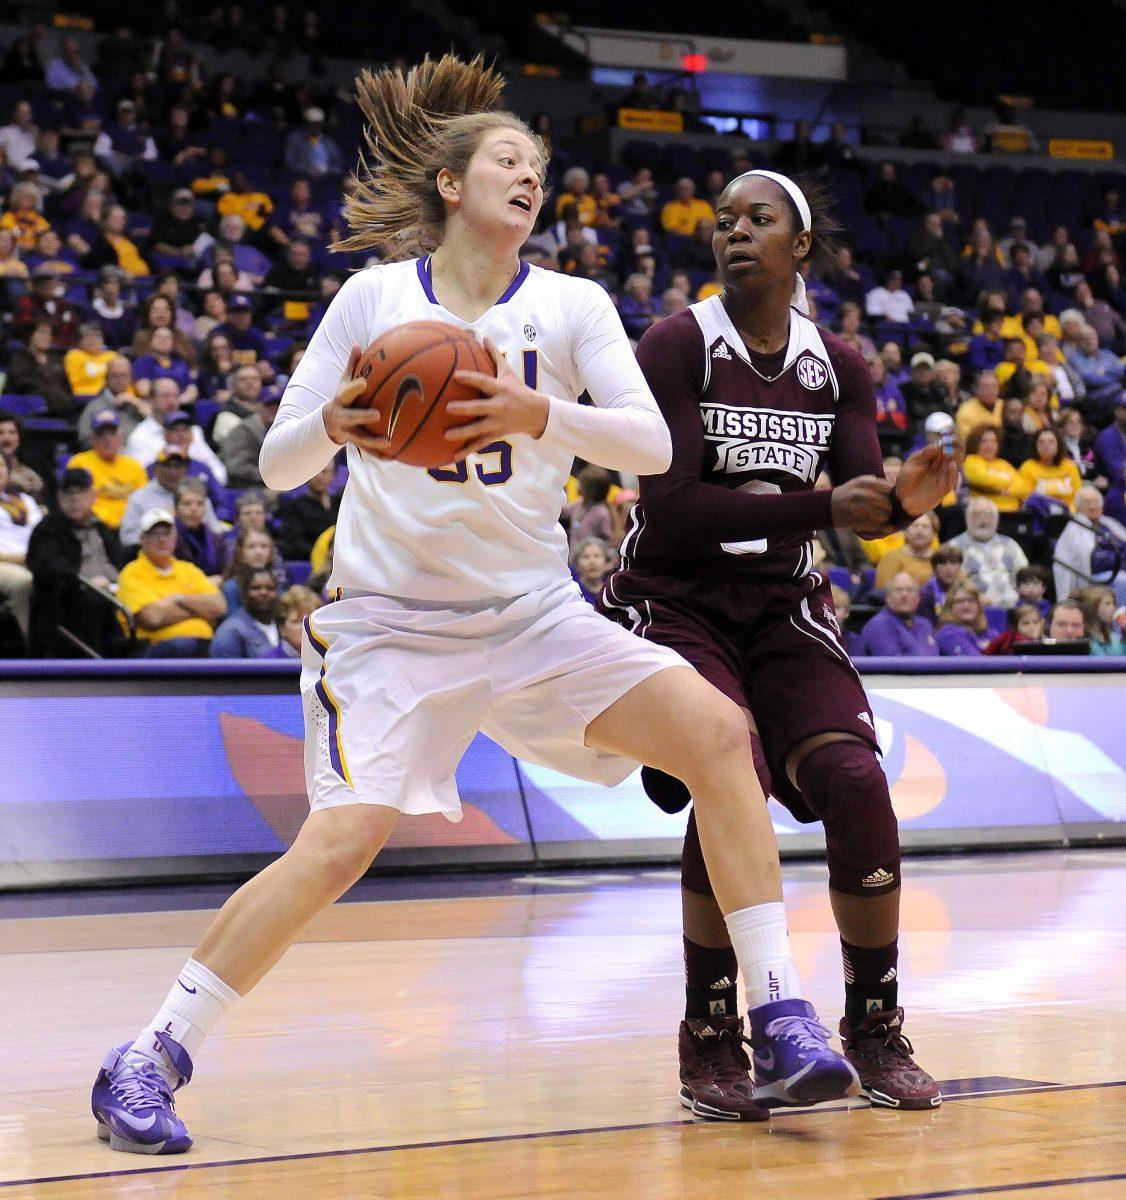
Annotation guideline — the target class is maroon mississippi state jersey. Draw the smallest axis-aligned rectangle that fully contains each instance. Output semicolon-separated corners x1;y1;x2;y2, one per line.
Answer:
616;296;884;584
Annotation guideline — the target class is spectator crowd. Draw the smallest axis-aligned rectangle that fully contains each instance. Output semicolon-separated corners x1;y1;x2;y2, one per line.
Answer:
0;18;1124;658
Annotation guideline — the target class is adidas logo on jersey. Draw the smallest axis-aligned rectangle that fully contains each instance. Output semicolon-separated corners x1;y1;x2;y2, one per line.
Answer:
711;340;732;360
861;868;894;888
710;976;733;990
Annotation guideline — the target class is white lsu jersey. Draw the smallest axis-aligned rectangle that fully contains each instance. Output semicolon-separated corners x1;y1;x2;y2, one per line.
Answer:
268;257;663;601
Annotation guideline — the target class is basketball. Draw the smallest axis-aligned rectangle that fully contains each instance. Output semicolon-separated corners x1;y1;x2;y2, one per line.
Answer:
351;320;496;468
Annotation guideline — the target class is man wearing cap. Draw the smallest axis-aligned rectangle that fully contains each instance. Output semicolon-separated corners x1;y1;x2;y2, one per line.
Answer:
161;408;228;487
120;444;224;546
283;105;342;178
78;357;146;447
125;378;204;466
67;413;148;529
220;385;281;489
212;293;270;365
93;98;157;179
116;510;226;657
901;352;948;429
150;190;210;273
26;467;130;656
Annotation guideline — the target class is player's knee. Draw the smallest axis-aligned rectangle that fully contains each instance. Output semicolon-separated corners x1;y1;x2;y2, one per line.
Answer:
298;806;393;894
680;810;715;896
678;696;751;781
796;740;901;896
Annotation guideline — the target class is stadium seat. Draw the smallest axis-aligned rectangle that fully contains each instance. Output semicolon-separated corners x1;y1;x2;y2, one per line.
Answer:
0;394;47;417
286;560;313;585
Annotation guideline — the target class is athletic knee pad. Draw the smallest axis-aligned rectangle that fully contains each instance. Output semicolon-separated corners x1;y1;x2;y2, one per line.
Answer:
680;733;773;896
795;740;901;896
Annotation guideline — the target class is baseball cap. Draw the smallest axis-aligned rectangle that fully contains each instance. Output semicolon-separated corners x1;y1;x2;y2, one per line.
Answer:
155;446;189;464
924;412;955;435
910;352;936;369
163;409;192;428
59;466;94;492
139;508;174;534
91;410;120;432
228;294;252;311
304;106;325;123
172;187;194;201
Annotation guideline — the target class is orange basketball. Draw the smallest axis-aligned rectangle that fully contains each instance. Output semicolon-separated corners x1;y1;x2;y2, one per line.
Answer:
351;320;496;468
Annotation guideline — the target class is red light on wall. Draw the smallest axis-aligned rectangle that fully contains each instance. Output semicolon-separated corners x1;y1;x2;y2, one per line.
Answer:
681;53;708;73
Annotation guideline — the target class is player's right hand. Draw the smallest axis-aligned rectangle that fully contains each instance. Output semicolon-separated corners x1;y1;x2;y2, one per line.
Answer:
322;346;394;456
830;475;894;535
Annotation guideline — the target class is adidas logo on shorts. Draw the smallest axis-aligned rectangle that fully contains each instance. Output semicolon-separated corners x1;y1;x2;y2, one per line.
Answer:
880;967;898;983
861;868;894;888
711;340;732;360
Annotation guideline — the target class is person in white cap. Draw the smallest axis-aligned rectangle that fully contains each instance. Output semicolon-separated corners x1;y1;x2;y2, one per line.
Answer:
283;104;342;177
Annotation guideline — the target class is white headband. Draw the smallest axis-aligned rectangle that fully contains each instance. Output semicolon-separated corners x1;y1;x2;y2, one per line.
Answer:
732;169;812;314
735;169;812;232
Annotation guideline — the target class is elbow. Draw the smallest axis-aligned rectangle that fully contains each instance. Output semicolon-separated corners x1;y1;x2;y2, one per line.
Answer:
629;422;673;477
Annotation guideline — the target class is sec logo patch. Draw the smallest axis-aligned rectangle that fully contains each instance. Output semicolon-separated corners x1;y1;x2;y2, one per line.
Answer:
796;356;828;390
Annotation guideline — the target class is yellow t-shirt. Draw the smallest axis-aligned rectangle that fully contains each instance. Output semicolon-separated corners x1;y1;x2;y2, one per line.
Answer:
0;209;50;251
956;398;1004;442
66;450;150;528
217;190;274;232
660;197;715;238
64;348;116;397
696;280;722;301
860;531;903;564
994;359;1053;391
875;546;935;590
1018;458;1082;509
310;524;335;576
963;454;1033;512
117;554;220;643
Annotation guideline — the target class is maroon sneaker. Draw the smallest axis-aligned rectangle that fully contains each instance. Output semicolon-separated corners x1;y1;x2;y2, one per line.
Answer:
839;1007;941;1110
678;1017;770;1122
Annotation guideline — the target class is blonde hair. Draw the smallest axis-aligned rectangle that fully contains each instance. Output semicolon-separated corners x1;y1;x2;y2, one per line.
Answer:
334;54;549;259
939;581;988;634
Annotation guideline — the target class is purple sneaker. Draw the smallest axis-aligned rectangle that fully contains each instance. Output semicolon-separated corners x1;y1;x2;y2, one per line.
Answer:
91;1031;194;1154
748;998;860;1108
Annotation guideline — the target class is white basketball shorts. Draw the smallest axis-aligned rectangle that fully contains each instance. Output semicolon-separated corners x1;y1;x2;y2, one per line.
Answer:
300;578;687;820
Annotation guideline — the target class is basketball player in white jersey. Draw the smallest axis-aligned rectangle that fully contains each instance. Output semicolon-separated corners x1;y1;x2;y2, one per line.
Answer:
91;56;861;1153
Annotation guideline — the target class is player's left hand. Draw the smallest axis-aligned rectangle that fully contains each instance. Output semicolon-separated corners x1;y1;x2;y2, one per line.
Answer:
894;434;964;518
447;337;550;459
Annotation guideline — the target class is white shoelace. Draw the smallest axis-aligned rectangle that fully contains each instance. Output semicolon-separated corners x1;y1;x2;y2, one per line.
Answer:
764;1015;833;1050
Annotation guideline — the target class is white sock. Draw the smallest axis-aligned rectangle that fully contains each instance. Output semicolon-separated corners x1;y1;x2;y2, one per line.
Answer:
725;902;805;1010
126;959;240;1082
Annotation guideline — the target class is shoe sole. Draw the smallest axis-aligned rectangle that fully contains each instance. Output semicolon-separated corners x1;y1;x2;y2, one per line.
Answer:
863;1085;943;1110
753;1059;861;1108
678;1087;770;1123
97;1121;192;1154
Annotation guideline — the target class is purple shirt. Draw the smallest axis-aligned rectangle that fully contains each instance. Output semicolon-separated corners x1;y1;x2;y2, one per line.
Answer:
935;623;988;656
856;608;938;656
133;354;194;392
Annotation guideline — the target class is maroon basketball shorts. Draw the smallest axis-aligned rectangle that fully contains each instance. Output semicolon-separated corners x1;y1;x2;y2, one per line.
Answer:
602;571;879;818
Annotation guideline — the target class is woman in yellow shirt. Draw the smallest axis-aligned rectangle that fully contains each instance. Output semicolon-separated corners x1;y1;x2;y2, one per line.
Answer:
64;324;117;397
1018;428;1082;510
874;511;939;589
102;205;150;277
963;425;1032;512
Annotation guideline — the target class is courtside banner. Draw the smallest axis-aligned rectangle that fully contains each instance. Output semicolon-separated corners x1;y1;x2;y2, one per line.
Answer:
0;665;1122;884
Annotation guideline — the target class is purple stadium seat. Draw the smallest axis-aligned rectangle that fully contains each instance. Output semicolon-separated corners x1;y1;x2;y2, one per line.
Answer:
286;560;313;586
0;394;46;417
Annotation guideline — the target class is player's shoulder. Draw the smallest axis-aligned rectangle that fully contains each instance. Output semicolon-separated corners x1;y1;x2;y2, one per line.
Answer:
636;308;705;359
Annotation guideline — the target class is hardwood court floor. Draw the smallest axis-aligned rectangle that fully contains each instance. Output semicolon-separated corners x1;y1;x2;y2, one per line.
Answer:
2;850;1125;1199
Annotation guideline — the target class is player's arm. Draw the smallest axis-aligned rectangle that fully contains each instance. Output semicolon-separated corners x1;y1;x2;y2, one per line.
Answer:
636;321;889;544
826;346;958;527
448;282;673;475
260;272;391;491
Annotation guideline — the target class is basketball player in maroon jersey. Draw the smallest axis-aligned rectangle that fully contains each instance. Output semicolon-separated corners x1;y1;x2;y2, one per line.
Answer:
602;170;956;1117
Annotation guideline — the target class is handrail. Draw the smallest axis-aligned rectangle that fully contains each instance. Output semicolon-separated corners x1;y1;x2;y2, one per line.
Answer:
0;655;1120;681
